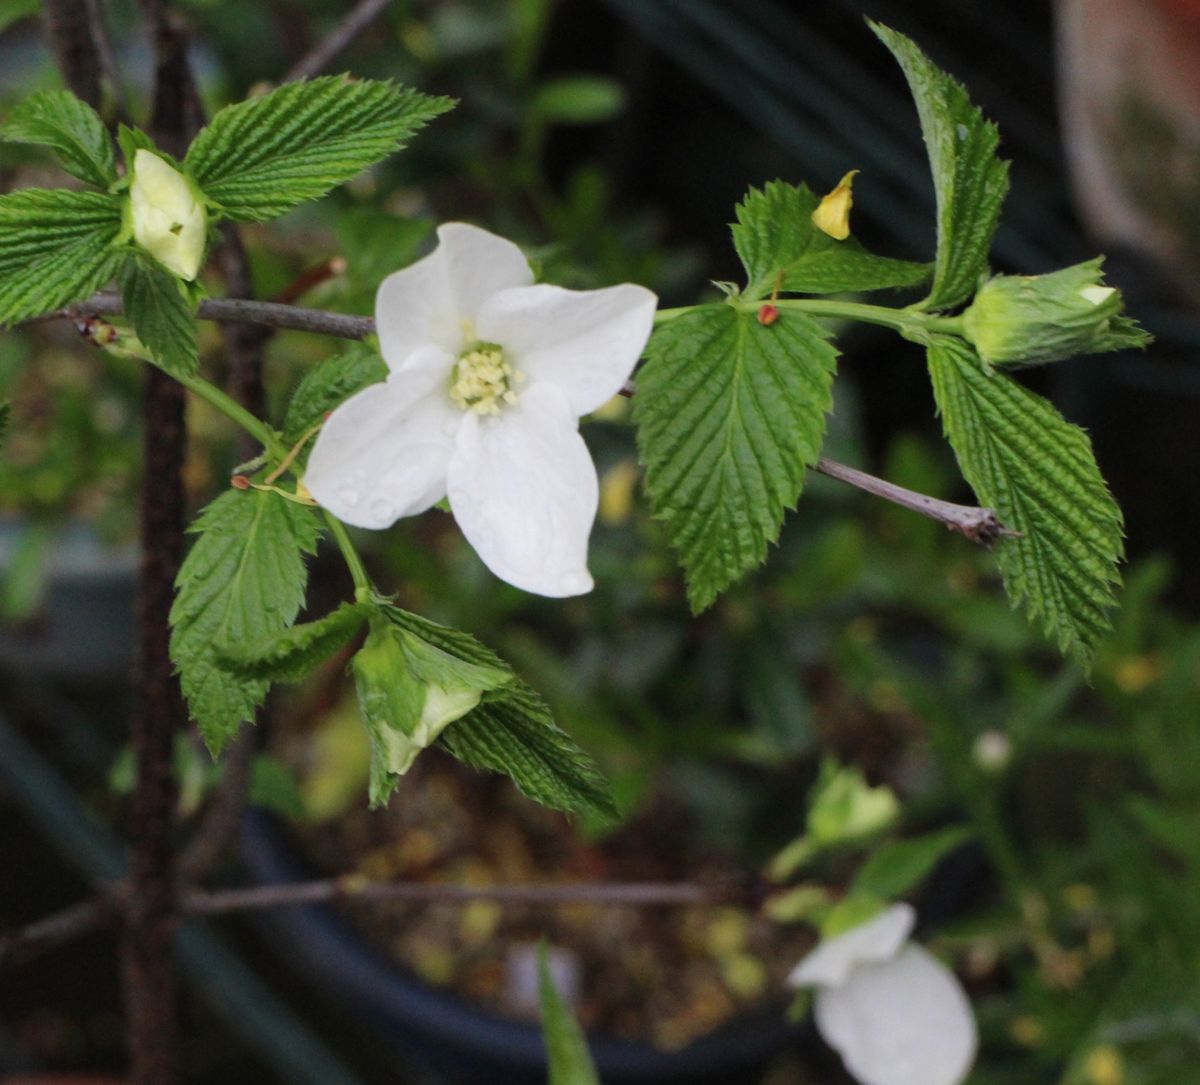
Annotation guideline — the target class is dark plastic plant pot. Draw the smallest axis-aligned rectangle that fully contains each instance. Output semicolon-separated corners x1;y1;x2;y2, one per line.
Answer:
239;810;808;1085
0;520;137;682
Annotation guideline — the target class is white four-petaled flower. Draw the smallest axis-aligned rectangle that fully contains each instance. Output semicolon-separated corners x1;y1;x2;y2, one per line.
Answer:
788;904;978;1085
305;223;657;597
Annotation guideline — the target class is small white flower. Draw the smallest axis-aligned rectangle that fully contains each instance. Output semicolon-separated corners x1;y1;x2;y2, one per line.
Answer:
788;904;978;1085
305;223;657;597
128;149;207;280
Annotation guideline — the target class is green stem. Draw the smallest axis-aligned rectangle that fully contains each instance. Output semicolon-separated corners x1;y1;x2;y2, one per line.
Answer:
174;371;373;598
324;511;373;596
653;299;965;339
175;371;287;460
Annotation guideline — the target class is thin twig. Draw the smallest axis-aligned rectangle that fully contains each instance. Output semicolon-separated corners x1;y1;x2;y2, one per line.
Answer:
29;292;375;341
284;0;394;83
29;294;1014;541
177;733;254;884
813;456;1018;545
0;895;118;970
186;877;747;914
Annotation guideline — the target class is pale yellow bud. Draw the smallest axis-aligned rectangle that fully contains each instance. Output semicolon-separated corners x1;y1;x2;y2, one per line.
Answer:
812;169;859;240
129;149;207;280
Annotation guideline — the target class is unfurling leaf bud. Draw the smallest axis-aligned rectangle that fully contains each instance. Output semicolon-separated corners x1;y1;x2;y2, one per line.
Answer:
962;258;1150;367
128;149;207;281
807;760;899;848
352;616;511;805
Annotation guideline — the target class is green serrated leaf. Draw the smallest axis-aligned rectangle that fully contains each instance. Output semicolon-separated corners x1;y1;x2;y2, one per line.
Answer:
0;188;123;325
185;77;454;222
219;601;367;684
1;91;117;188
539;942;600;1085
870;22;1010;311
118;255;199;377
441;681;617;821
170;489;322;754
927;335;1123;666
282;343;388;446
850;825;973;900
635;304;838;611
732;180;930;299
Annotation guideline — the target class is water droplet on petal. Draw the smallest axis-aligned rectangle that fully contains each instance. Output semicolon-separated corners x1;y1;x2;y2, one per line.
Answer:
370;498;396;522
339;488;360;508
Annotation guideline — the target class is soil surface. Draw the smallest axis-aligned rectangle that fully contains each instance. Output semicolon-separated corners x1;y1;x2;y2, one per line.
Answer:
275;741;813;1050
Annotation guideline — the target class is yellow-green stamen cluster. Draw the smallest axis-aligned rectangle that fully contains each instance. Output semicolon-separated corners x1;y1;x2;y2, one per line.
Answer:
449;343;524;415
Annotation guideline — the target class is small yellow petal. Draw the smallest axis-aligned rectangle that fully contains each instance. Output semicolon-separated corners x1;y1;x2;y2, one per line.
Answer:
812;169;859;241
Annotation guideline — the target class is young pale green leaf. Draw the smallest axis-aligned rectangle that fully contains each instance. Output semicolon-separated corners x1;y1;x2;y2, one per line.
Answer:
635;304;838;611
118;255;199;377
539;943;600;1085
282;343;388;446
441;681;617;822
117;123;158;167
219;602;368;684
732;180;930;299
870;22;1010;311
170;489;322;754
850;825;973;900
185;77;454;222
354;606;515;806
927;336;1123;666
383;605;512;674
1;91;118;188
0;189;123;325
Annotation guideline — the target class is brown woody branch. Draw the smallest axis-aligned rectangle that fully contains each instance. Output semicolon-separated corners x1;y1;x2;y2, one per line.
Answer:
813;456;1018;546
0;895;118;970
0;876;753;973
30;293;1013;543
186;877;748;913
284;0;395;83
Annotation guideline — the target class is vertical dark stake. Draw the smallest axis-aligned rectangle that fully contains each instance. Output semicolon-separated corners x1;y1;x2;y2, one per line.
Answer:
42;0;103;107
123;366;186;1085
123;4;200;1083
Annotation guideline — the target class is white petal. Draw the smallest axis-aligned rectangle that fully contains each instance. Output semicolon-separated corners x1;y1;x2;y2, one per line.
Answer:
475;282;656;416
446;383;597;597
304;347;461;528
787;904;916;989
814;945;978;1085
375;223;534;369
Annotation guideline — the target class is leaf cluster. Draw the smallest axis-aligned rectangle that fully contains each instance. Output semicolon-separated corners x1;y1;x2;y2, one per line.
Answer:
0;79;451;375
634;20;1144;667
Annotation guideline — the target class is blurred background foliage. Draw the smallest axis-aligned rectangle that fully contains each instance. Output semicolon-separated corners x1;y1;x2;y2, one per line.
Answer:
2;1;1199;1084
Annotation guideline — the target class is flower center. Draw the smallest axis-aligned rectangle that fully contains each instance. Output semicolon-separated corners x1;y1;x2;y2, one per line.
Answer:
449;342;524;415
